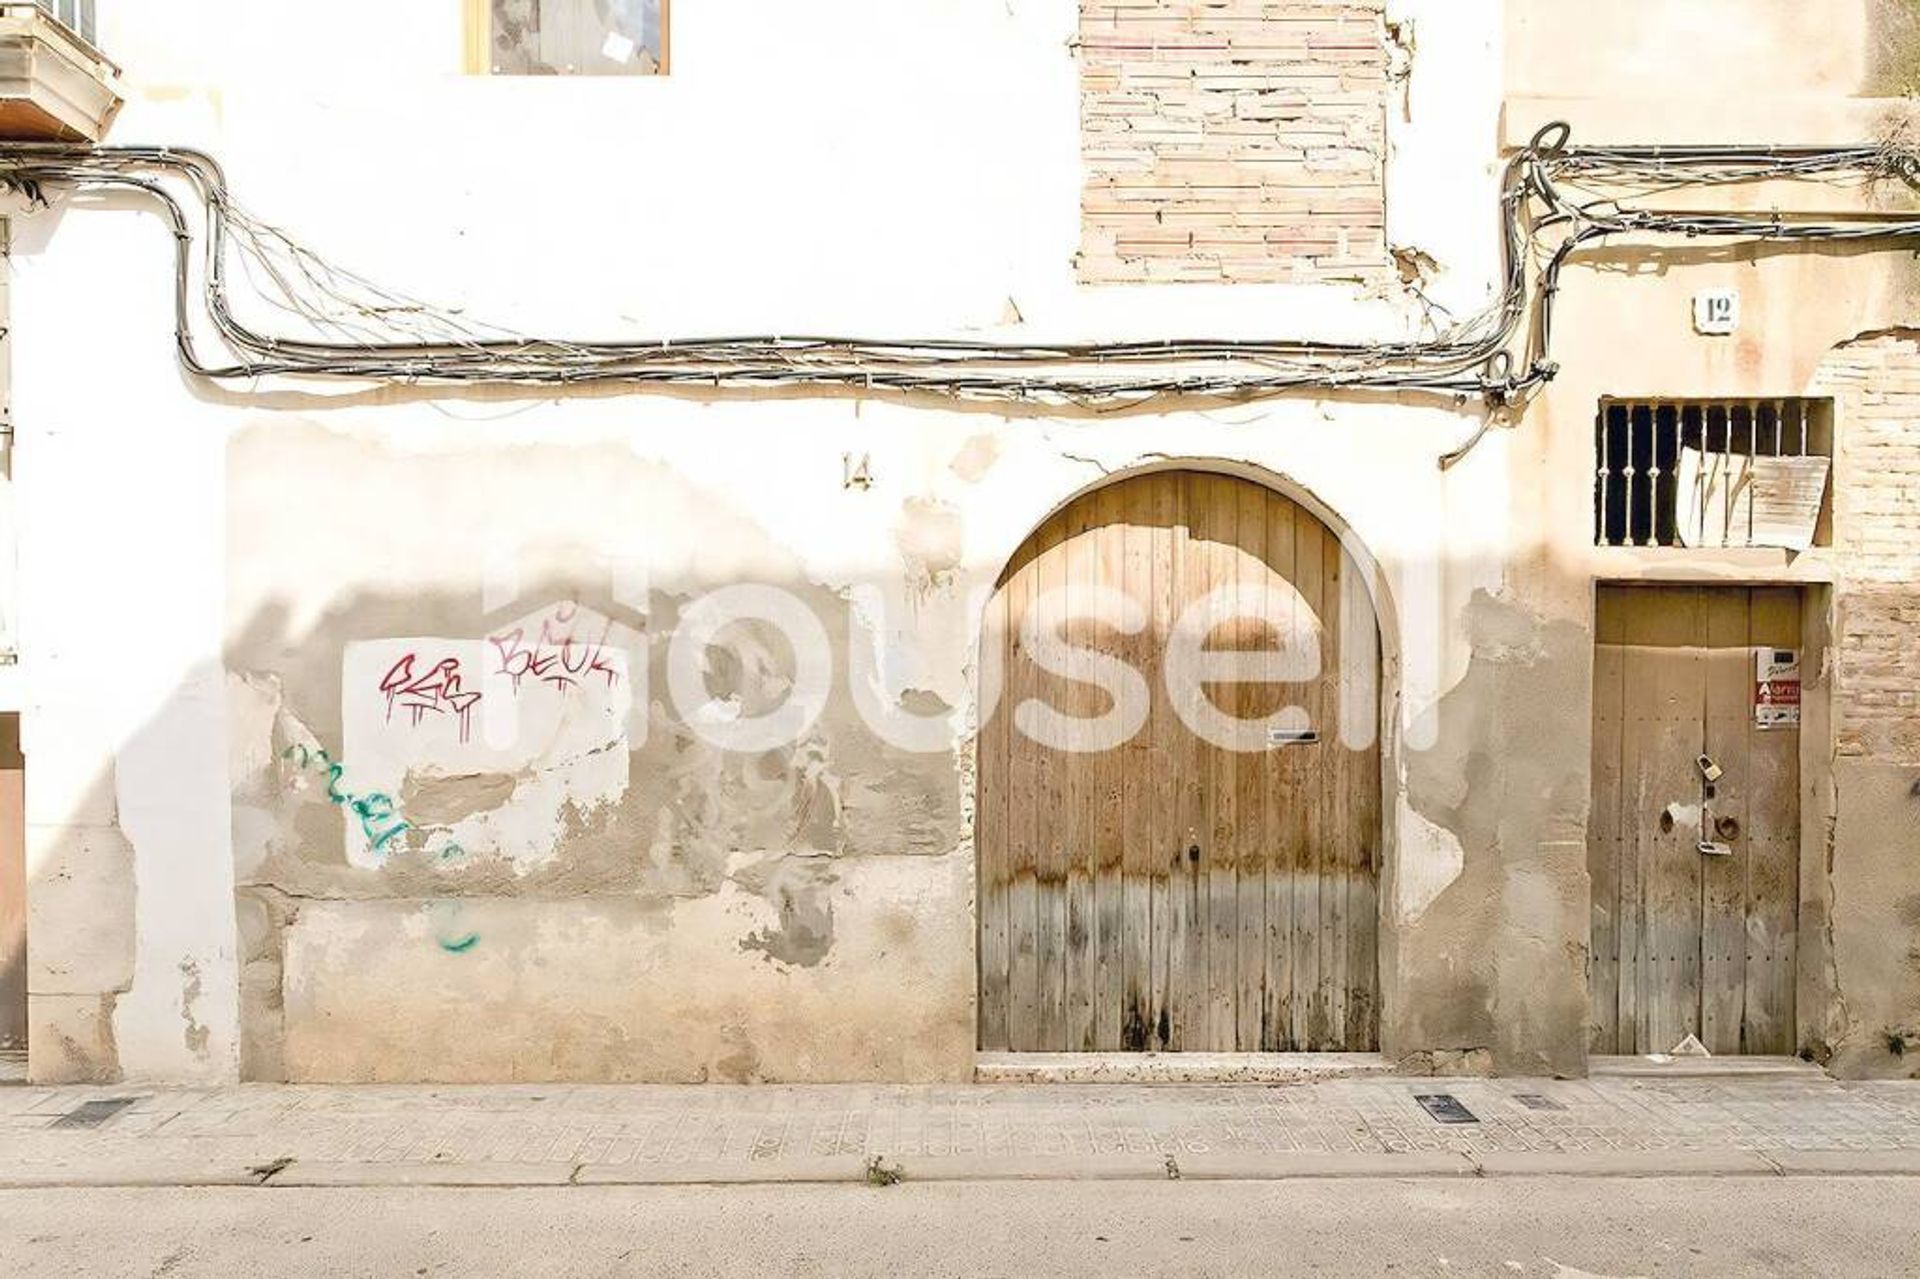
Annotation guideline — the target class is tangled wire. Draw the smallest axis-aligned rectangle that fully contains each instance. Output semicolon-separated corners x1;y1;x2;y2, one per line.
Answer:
1;125;1917;406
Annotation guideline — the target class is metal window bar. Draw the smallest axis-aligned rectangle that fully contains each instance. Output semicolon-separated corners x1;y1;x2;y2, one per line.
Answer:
1595;407;1613;545
35;0;94;45
1593;398;1828;549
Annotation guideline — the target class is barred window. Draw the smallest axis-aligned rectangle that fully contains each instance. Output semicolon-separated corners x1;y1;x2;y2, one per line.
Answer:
1594;399;1833;551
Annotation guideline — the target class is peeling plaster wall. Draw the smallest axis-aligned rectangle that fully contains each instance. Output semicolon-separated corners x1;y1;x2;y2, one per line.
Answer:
12;0;1917;1087
1807;336;1920;1078
222;425;973;1081
11;321;1525;1082
1500;0;1920;1082
202;403;1513;1083
0;0;1658;1085
1526;194;1920;1079
1385;590;1592;1077
13;284;238;1083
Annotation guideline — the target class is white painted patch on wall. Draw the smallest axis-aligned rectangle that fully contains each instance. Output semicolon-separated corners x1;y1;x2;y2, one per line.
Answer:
341;603;633;870
1393;798;1465;926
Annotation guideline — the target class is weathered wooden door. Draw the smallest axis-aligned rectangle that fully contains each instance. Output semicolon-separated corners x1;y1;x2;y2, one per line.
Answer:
1589;586;1800;1056
978;471;1381;1054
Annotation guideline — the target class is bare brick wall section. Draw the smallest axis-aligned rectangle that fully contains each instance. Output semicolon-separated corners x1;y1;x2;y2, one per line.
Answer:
1078;0;1391;285
1817;335;1920;763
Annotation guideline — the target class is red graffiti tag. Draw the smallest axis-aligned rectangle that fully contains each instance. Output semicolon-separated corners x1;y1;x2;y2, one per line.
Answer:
379;653;483;742
488;603;621;693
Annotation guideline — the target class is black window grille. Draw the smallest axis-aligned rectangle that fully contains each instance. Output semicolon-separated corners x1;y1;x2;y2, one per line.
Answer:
1594;398;1832;550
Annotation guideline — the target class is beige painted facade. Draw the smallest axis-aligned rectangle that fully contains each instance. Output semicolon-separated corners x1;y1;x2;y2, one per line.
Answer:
0;0;1917;1084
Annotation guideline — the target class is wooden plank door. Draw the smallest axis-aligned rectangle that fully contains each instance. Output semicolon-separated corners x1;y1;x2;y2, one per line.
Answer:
1588;586;1800;1056
979;471;1380;1054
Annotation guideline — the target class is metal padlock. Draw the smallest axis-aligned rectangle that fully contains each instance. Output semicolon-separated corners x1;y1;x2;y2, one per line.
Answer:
1697;754;1724;784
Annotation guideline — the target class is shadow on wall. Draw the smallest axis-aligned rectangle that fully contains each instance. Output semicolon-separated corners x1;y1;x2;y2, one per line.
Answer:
9;423;1662;1085
221;571;969;1085
27;418;1607;1085
27;420;977;1085
21;410;1920;1085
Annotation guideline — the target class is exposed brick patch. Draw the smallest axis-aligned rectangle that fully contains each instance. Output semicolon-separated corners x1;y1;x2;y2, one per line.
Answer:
1078;0;1391;286
1816;336;1920;762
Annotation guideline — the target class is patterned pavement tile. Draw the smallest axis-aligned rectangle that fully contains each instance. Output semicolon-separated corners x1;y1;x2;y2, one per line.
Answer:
2;1074;1919;1178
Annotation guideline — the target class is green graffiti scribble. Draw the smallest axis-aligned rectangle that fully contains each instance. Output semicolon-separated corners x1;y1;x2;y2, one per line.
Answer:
282;743;459;861
425;902;480;954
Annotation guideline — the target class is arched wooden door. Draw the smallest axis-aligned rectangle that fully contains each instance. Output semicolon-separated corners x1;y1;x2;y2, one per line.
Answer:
978;471;1381;1054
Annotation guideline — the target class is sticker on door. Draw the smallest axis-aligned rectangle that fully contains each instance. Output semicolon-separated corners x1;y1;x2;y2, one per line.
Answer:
1754;648;1801;730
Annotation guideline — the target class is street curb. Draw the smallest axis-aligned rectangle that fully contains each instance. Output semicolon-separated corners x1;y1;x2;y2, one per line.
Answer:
274;1162;576;1188
0;1164;259;1189
1766;1149;1920;1176
1468;1150;1780;1178
1175;1152;1476;1180
574;1158;878;1186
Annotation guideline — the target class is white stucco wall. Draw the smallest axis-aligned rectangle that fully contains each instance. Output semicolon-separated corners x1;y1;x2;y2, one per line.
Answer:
7;0;1516;1082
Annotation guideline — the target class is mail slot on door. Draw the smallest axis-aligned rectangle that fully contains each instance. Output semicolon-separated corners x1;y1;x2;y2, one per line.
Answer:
1269;728;1321;747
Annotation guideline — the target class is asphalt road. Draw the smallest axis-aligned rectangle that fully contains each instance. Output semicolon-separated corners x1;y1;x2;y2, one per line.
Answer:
3;1176;1917;1277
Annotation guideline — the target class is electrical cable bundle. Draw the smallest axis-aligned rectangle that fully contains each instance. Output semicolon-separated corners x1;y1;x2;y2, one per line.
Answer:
0;125;1915;406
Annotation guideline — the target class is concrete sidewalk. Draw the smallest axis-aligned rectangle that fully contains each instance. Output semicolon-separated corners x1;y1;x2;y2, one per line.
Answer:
3;1069;1920;1189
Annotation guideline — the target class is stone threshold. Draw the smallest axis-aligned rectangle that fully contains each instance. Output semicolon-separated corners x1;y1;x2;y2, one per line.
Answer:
1588;1055;1826;1080
973;1052;1402;1085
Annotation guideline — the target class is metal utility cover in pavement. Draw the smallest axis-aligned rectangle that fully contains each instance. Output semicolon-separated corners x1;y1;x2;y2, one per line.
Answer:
1513;1094;1568;1112
51;1096;139;1129
1414;1093;1479;1125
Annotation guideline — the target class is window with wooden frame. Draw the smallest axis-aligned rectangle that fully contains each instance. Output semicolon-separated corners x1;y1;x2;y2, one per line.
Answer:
1594;398;1834;551
465;0;668;76
34;0;95;46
